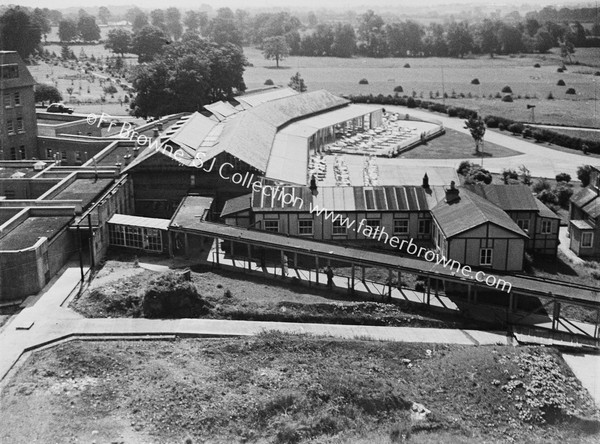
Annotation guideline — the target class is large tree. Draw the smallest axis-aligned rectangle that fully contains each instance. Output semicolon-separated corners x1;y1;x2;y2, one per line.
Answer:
0;7;42;59
78;15;101;42
447;21;474;58
34;83;62;103
132;25;168;63
130;33;246;118
98;6;111;25
150;9;168;33
32;8;51;43
262;35;289;67
58;18;78;42
208;8;242;46
331;23;356;57
165;7;183;41
105;28;132;57
183;10;201;33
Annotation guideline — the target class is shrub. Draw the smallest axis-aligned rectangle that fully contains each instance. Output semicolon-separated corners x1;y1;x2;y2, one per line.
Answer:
103;84;118;95
557;79;565;86
494;92;502;99
406;97;416;108
358;78;369;85
393;85;403;92
555;172;571;183
471;78;480;84
532;178;551;193
577;165;594;186
547;91;554;100
501;85;512;93
537;189;558;205
264;79;274;85
224;289;233;298
457;160;472;176
554;184;574;207
502;94;513;102
403;63;410;68
485;117;498;128
502;168;519;183
498;122;506;131
466;167;493;184
566;87;576;95
522;127;533;138
447;106;458;117
508;122;525;134
595;71;600;76
557;67;564;73
533;63;541;68
141;272;209;318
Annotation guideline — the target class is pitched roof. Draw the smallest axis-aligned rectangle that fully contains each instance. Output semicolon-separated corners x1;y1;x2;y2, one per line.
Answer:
431;188;528;239
249;179;445;212
0;51;35;89
571;187;597;208
465;184;538;211
221;194;252;218
534;197;560;219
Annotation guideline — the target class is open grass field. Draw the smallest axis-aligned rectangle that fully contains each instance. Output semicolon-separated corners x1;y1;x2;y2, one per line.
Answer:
243;47;600;128
1;335;598;444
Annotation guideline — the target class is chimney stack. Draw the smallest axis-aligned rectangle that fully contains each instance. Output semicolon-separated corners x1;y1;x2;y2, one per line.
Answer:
422;172;429;189
309;174;318;196
445;180;460;203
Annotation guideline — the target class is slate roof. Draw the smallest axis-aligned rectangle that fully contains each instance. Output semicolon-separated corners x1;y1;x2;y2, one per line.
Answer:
431;188;528;239
0;51;35;89
465;184;538;211
571;187;598;209
534;197;560;219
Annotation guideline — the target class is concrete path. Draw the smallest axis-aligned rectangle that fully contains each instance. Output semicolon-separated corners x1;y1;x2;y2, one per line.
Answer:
364;104;599;179
562;353;600;408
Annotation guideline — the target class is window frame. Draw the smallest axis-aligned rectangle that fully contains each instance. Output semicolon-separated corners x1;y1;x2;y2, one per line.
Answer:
263;220;279;233
418;219;431;234
480;248;493;266
517;219;530;232
581;231;594;248
298;220;314;236
393;219;409;235
332;219;347;235
13;92;20;106
541;219;553;234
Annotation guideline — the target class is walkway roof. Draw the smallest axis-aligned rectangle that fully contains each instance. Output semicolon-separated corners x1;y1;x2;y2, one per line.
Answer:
108;214;170;230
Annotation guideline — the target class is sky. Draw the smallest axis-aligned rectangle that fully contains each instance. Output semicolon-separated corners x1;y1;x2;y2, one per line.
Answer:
0;0;591;10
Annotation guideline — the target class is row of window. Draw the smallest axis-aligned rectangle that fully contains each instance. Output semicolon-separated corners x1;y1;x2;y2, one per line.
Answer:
516;218;554;234
3;92;21;108
3;145;26;160
262;218;432;236
3;117;24;134
109;224;163;252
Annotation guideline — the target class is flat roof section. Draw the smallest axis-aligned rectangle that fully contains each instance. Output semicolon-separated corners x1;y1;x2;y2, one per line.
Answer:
0;216;72;250
51;178;113;209
108;214;170;230
171;196;215;229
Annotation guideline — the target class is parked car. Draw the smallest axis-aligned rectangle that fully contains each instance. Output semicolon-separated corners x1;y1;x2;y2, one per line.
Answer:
46;103;74;114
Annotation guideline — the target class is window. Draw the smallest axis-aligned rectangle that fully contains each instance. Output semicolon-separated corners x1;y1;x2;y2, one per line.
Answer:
4;96;11;108
1;64;19;79
13;92;20;106
517;219;530;232
393;219;409;235
190;174;196;186
418;219;431;234
16;117;23;132
18;146;25;159
480;248;493;266
582;232;594;248
61;151;67;160
332;219;347;235
109;225;163;252
9;147;16;160
46;148;53;159
365;219;380;229
6;120;14;134
264;220;279;232
298;220;314;235
541;220;553;234
75;151;81;161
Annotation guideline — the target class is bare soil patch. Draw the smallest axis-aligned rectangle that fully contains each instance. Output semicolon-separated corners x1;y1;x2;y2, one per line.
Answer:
1;335;598;444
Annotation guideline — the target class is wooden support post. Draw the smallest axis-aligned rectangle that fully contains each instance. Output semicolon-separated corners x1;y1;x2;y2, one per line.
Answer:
351;264;355;291
595;309;600;339
184;233;189;257
215;237;220;266
509;292;514;313
315;256;319;284
247;244;252;271
361;266;365;281
473;287;478;304
294;252;298;271
426;277;431;306
87;213;95;268
77;225;84;282
397;270;402;288
435;279;439;298
388;268;393;300
230;241;235;267
467;284;472;304
552;301;561;331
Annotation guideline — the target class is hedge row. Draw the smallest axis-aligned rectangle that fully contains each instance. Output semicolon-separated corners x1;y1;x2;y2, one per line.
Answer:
346;94;600;154
348;93;478;119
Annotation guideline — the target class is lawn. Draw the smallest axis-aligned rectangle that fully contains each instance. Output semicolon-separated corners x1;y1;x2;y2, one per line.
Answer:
1;335;597;444
400;128;520;159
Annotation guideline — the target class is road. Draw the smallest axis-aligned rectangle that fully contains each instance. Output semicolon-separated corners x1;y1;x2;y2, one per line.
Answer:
368;104;599;179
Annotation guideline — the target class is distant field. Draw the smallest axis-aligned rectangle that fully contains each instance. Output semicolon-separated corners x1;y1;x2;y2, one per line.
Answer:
243;46;600;128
